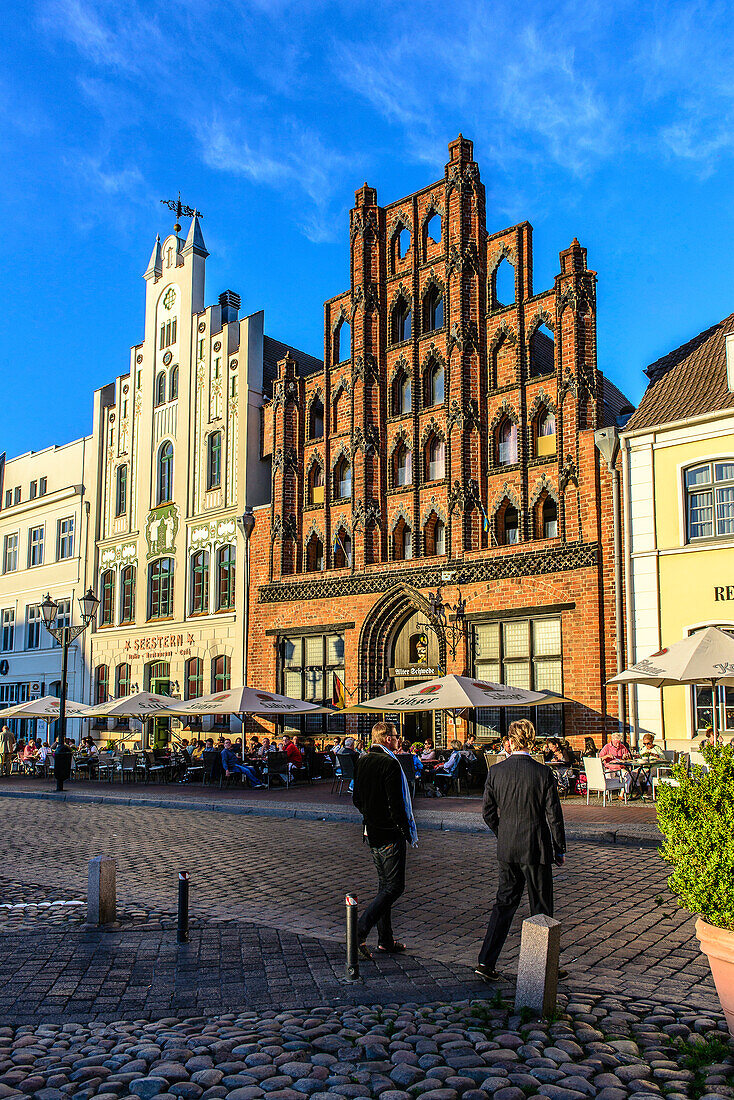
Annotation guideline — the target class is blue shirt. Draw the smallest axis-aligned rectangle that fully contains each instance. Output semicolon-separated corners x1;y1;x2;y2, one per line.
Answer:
221;747;240;772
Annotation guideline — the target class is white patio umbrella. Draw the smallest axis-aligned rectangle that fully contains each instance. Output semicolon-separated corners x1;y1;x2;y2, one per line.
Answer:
81;691;180;718
0;695;91;720
608;626;734;739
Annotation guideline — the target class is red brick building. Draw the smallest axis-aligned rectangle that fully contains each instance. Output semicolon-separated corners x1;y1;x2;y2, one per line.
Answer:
249;136;633;747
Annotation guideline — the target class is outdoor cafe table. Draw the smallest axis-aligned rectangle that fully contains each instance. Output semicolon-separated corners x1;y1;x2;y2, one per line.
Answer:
617;755;669;794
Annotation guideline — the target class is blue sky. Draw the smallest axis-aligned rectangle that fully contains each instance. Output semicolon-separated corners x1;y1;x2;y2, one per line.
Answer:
2;0;734;457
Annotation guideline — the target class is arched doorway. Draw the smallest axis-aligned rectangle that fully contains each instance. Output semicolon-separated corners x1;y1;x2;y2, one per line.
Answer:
389;610;442;745
146;660;171;748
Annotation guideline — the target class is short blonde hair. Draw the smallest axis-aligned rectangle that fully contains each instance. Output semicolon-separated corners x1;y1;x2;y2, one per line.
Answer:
507;719;536;752
371;721;398;744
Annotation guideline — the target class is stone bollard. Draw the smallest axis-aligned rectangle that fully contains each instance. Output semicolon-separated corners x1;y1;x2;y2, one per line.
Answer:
87;856;117;926
514;914;561;1017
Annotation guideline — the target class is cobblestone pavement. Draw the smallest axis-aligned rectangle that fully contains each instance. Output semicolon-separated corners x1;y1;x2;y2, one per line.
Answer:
0;800;714;1019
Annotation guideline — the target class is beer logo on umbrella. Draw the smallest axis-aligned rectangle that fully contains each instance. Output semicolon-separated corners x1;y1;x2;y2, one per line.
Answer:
417;685;442;695
256;693;274;702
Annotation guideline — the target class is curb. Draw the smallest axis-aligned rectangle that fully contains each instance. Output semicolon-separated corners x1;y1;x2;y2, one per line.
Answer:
0;786;661;843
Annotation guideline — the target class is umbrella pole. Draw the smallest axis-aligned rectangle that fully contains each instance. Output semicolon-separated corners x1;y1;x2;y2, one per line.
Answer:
711;678;719;744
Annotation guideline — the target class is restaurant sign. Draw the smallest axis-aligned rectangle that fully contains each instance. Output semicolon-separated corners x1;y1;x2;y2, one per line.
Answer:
123;633;195;661
390;666;443;679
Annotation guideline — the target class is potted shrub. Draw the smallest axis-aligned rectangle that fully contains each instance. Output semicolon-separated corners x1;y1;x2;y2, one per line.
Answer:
657;743;734;1035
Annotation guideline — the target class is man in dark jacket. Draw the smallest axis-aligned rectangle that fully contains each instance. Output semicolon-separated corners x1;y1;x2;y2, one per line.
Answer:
476;718;566;981
352;721;417;957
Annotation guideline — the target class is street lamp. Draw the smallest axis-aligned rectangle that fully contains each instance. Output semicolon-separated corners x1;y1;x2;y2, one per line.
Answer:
40;586;100;790
237;508;256;762
421;585;468;663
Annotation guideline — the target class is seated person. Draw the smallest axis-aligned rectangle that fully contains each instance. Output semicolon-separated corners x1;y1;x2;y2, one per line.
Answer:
258;737;271;759
250;736;261;755
639;732;661;757
221;739;264;788
282;735;303;778
545;738;575;791
433;740;463;795
85;736;98;755
583;736;598;758
23;740;38;762
410;743;424;776
35;741;50;767
420;738;437;762
599;731;633;794
699;726;720;751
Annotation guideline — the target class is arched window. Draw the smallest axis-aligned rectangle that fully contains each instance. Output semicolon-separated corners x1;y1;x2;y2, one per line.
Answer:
334;456;351;500
100;569;115;626
212;654;231;693
424;512;446;556
543;497;558;538
425;359;444;406
157;441;173;504
435;518;446;556
185;657;203;700
333;528;351;568
148;557;174;620
393;517;412;561
120;565;135;624
332;389;343;432
493;257;515;308
309;398;324;439
308;462;324;505
95;664;109;707
169;365;179;401
399;227;411;259
500;503;519;545
536;408;557;457
335;319;351;363
498;420;518;465
423;285;444;333
115;663;131;698
392;369;411;415
216;544;235;610
190;550;210;615
393;442;412;487
424;213;442;258
115;465;127;518
207;432;222;490
155;372;166;407
306;533;324;572
391;297;412;343
426;435;446;481
530;322;555;377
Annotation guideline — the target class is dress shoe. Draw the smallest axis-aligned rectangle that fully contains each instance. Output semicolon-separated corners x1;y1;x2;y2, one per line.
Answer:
475;964;502;982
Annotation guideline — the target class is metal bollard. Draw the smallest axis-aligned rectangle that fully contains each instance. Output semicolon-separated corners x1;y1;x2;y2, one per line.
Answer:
345;894;359;981
177;871;190;943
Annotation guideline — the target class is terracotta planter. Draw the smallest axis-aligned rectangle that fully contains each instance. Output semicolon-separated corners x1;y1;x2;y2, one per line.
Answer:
696;917;734;1037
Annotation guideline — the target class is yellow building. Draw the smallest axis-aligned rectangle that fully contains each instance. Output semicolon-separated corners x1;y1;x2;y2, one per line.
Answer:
622;312;734;749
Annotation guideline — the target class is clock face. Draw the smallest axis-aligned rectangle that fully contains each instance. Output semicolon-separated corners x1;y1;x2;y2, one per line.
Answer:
163;287;176;310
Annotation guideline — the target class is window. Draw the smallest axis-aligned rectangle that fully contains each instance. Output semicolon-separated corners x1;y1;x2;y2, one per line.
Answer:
500;503;519;545
157;441;173;504
184;657;203;701
148;558;174;619
332;390;343;432
3;534;18;573
498;420;518;465
393;517;412;561
215;545;235;610
95;665;109;706
155;372;166;407
4;491;10;508
529;322;555;378
13;488;20;505
100;570;115;626
57;517;74;560
115;663;131;698
309;399;324;439
334;456;351;500
693;628;734;733
115;466;127;517
26;604;41;649
686;462;734;541
159;317;177;349
426;436;445;481
492;258;515;308
394;443;412;487
212;654;231;693
473;617;563;739
435;518;446;556
391;297;412;343
423;512;445;556
169;365;179;401
120;566;135;623
306;534;324;572
207;432;222;490
536;409;557;457
426;360;444;407
542;497;558;539
28;526;44;567
39;478;47;496
393;370;411;415
398;227;411;259
30;480;37;499
1;609;14;652
190;550;210;615
308;463;324;505
333;529;351;569
423;285;444;333
335;319;351;363
423;213;441;257
282;633;345;736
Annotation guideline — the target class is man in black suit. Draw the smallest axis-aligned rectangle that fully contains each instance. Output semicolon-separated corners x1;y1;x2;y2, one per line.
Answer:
353;721;417;957
476;718;566;981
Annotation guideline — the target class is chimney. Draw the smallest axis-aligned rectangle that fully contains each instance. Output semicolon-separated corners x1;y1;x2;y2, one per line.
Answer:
219;290;241;325
726;332;734;393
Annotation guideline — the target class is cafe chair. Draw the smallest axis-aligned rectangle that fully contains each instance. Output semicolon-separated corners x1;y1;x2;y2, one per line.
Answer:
331;750;355;796
583;756;626;806
265;749;290;789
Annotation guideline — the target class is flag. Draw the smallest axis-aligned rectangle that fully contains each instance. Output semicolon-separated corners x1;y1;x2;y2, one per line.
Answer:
478;499;489;533
332;672;346;710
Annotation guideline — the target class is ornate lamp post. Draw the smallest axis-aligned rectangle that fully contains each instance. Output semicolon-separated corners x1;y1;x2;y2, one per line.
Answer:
40;587;99;790
422;585;468;663
237;508;256;762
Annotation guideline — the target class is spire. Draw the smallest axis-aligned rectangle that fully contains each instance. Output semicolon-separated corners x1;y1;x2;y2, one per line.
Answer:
143;234;162;280
183;214;209;259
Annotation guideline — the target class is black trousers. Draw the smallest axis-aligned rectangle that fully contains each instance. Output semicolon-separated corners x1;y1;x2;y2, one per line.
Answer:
358;837;406;947
478;860;554;969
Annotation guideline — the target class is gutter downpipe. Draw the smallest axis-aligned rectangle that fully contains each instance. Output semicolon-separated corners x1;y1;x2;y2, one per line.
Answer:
595;427;627;738
620;433;639;749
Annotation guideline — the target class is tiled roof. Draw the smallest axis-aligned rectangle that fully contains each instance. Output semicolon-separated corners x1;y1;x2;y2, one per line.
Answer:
624;312;734;433
262;336;323;396
601;376;635;427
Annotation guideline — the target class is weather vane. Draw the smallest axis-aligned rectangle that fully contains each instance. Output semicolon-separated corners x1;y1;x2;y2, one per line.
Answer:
160;192;203;234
